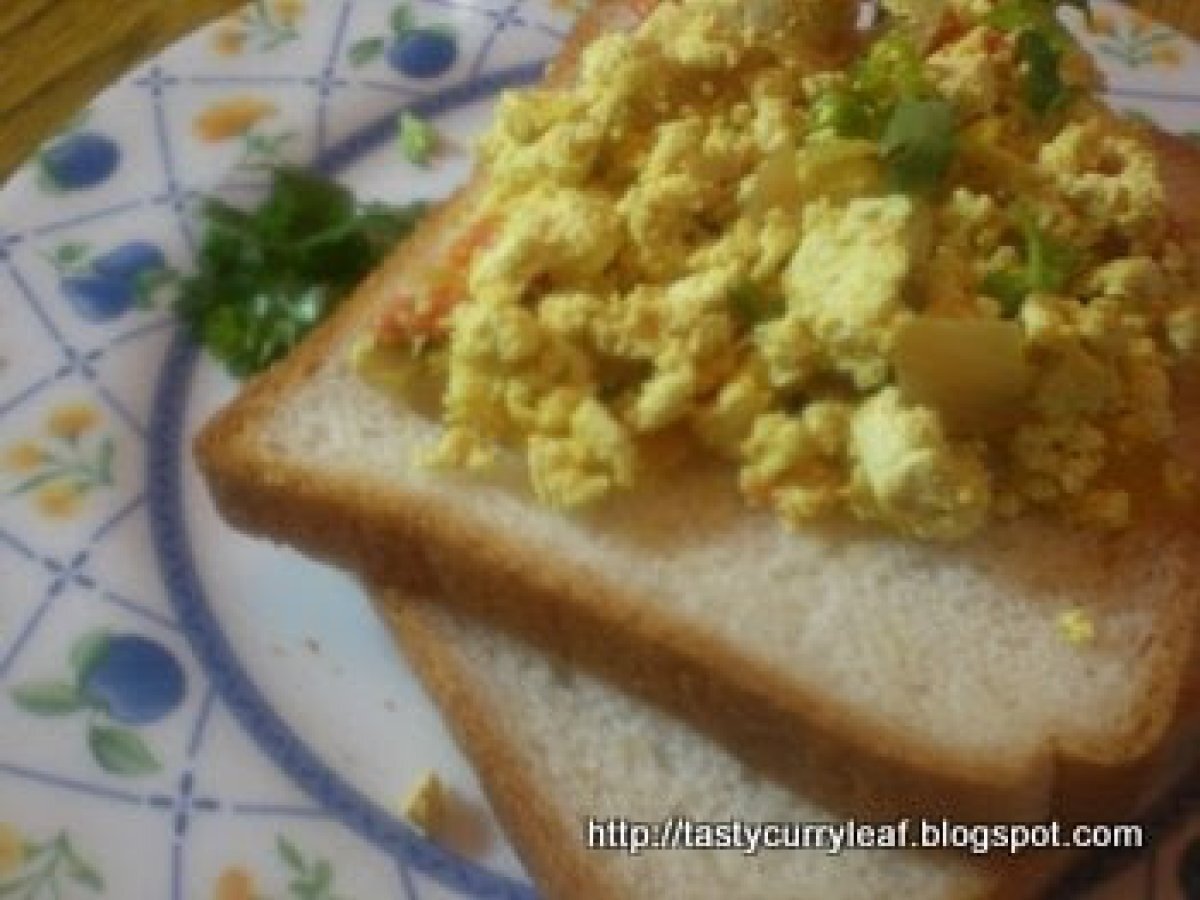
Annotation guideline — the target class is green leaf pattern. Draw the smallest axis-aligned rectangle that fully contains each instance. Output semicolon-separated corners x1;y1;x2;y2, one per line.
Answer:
240;0;302;53
1095;16;1181;69
8;630;168;779
87;725;161;777
9;682;84;716
275;836;347;900
69;631;111;684
0;832;104;898
3;403;118;519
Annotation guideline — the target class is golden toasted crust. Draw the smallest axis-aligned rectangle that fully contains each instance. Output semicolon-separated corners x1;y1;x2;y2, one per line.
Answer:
381;590;1108;900
381;598;624;900
195;0;1200;824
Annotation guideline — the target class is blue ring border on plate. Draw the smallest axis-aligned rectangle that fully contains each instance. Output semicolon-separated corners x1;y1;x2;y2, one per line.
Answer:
148;61;545;900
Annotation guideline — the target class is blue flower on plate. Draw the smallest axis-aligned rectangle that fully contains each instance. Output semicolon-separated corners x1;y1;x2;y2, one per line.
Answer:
9;630;186;776
348;3;458;79
79;634;186;726
47;240;171;322
38;131;121;192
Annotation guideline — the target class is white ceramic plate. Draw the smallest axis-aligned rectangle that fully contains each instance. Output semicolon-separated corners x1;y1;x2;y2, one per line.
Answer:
0;2;1198;897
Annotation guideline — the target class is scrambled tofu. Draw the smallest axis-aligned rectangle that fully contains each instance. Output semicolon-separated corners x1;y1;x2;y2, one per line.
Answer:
355;0;1200;541
401;770;445;835
782;196;921;389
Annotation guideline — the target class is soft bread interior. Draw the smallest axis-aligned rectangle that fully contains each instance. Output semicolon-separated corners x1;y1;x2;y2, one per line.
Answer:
387;595;1004;900
253;304;1200;781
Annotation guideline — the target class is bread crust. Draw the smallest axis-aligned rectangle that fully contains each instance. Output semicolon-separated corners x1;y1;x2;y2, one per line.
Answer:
384;590;1097;900
383;598;626;900
195;0;1200;823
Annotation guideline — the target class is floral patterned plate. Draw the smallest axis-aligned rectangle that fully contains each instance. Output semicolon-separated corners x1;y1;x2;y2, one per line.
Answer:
0;2;1197;898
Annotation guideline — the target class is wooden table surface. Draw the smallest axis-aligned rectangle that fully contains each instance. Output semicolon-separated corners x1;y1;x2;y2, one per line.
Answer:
0;0;243;178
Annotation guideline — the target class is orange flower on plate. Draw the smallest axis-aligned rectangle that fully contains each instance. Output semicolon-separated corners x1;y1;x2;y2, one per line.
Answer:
212;26;247;57
194;98;279;142
0;823;24;876
273;0;306;27
213;866;257;900
46;402;99;442
2;441;46;474
35;481;83;519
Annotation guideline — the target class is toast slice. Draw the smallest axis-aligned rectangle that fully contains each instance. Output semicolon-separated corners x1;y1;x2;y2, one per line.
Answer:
197;0;1200;820
381;588;1091;900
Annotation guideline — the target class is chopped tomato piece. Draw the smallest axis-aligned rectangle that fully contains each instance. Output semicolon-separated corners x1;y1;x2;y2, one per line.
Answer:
930;11;968;50
374;217;499;344
630;0;658;21
376;286;458;344
447;217;498;269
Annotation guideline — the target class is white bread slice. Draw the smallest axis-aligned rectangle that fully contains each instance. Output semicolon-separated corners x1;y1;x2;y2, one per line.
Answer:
381;589;1085;900
196;0;1200;821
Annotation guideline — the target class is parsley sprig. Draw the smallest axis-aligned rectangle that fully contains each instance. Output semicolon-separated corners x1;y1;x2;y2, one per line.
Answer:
987;0;1094;117
176;167;425;376
981;210;1079;316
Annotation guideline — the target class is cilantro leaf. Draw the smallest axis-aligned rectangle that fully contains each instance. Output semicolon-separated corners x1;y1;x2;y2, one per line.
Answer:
398;112;439;167
854;31;927;103
728;280;782;326
988;0;1092;116
808;31;928;140
175;167;426;376
809;31;957;195
981;212;1079;316
986;0;1090;46
808;87;878;140
880;98;957;194
979;270;1029;318
1023;221;1078;293
1018;29;1071;118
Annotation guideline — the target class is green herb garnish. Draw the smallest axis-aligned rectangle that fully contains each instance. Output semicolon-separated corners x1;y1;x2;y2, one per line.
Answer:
809;32;957;195
729;280;783;326
176;167;425;376
988;0;1093;117
398;112;439;167
808;32;929;140
987;0;1093;40
808;87;878;140
1018;30;1069;118
880;98;957;195
854;30;928;106
981;212;1079;316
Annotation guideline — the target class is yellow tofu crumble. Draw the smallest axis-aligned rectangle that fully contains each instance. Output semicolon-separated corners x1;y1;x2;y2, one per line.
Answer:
1057;608;1096;646
401;770;445;835
356;0;1200;541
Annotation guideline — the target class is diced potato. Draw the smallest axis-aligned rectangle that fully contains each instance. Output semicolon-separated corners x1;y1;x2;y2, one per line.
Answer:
744;139;882;217
892;316;1031;434
351;337;417;393
796;139;884;204
744;142;801;217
